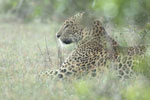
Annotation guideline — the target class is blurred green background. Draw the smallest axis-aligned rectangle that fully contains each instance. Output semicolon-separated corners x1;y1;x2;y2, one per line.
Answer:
0;0;150;26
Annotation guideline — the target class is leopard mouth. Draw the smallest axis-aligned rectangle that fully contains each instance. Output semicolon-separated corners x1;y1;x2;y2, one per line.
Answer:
62;39;72;44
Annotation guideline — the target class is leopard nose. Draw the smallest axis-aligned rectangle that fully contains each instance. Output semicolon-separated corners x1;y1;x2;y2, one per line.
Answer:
56;34;61;38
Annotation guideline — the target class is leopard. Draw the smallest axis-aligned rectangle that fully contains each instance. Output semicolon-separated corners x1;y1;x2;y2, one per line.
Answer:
39;12;146;80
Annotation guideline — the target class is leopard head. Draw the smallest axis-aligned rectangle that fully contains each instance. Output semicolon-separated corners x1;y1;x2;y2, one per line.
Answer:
56;12;85;44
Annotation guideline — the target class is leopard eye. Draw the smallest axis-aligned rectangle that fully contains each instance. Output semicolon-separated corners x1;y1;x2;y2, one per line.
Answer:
64;25;69;29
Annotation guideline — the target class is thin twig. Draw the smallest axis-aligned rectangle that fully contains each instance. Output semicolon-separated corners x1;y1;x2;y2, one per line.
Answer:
37;43;44;59
37;43;47;67
45;36;53;66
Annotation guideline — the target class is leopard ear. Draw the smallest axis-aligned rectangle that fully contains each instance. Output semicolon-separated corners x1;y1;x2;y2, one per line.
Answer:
71;12;85;23
92;20;106;36
74;12;85;18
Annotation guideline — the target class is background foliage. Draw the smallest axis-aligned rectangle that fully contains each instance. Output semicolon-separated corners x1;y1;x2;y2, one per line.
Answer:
0;0;150;26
